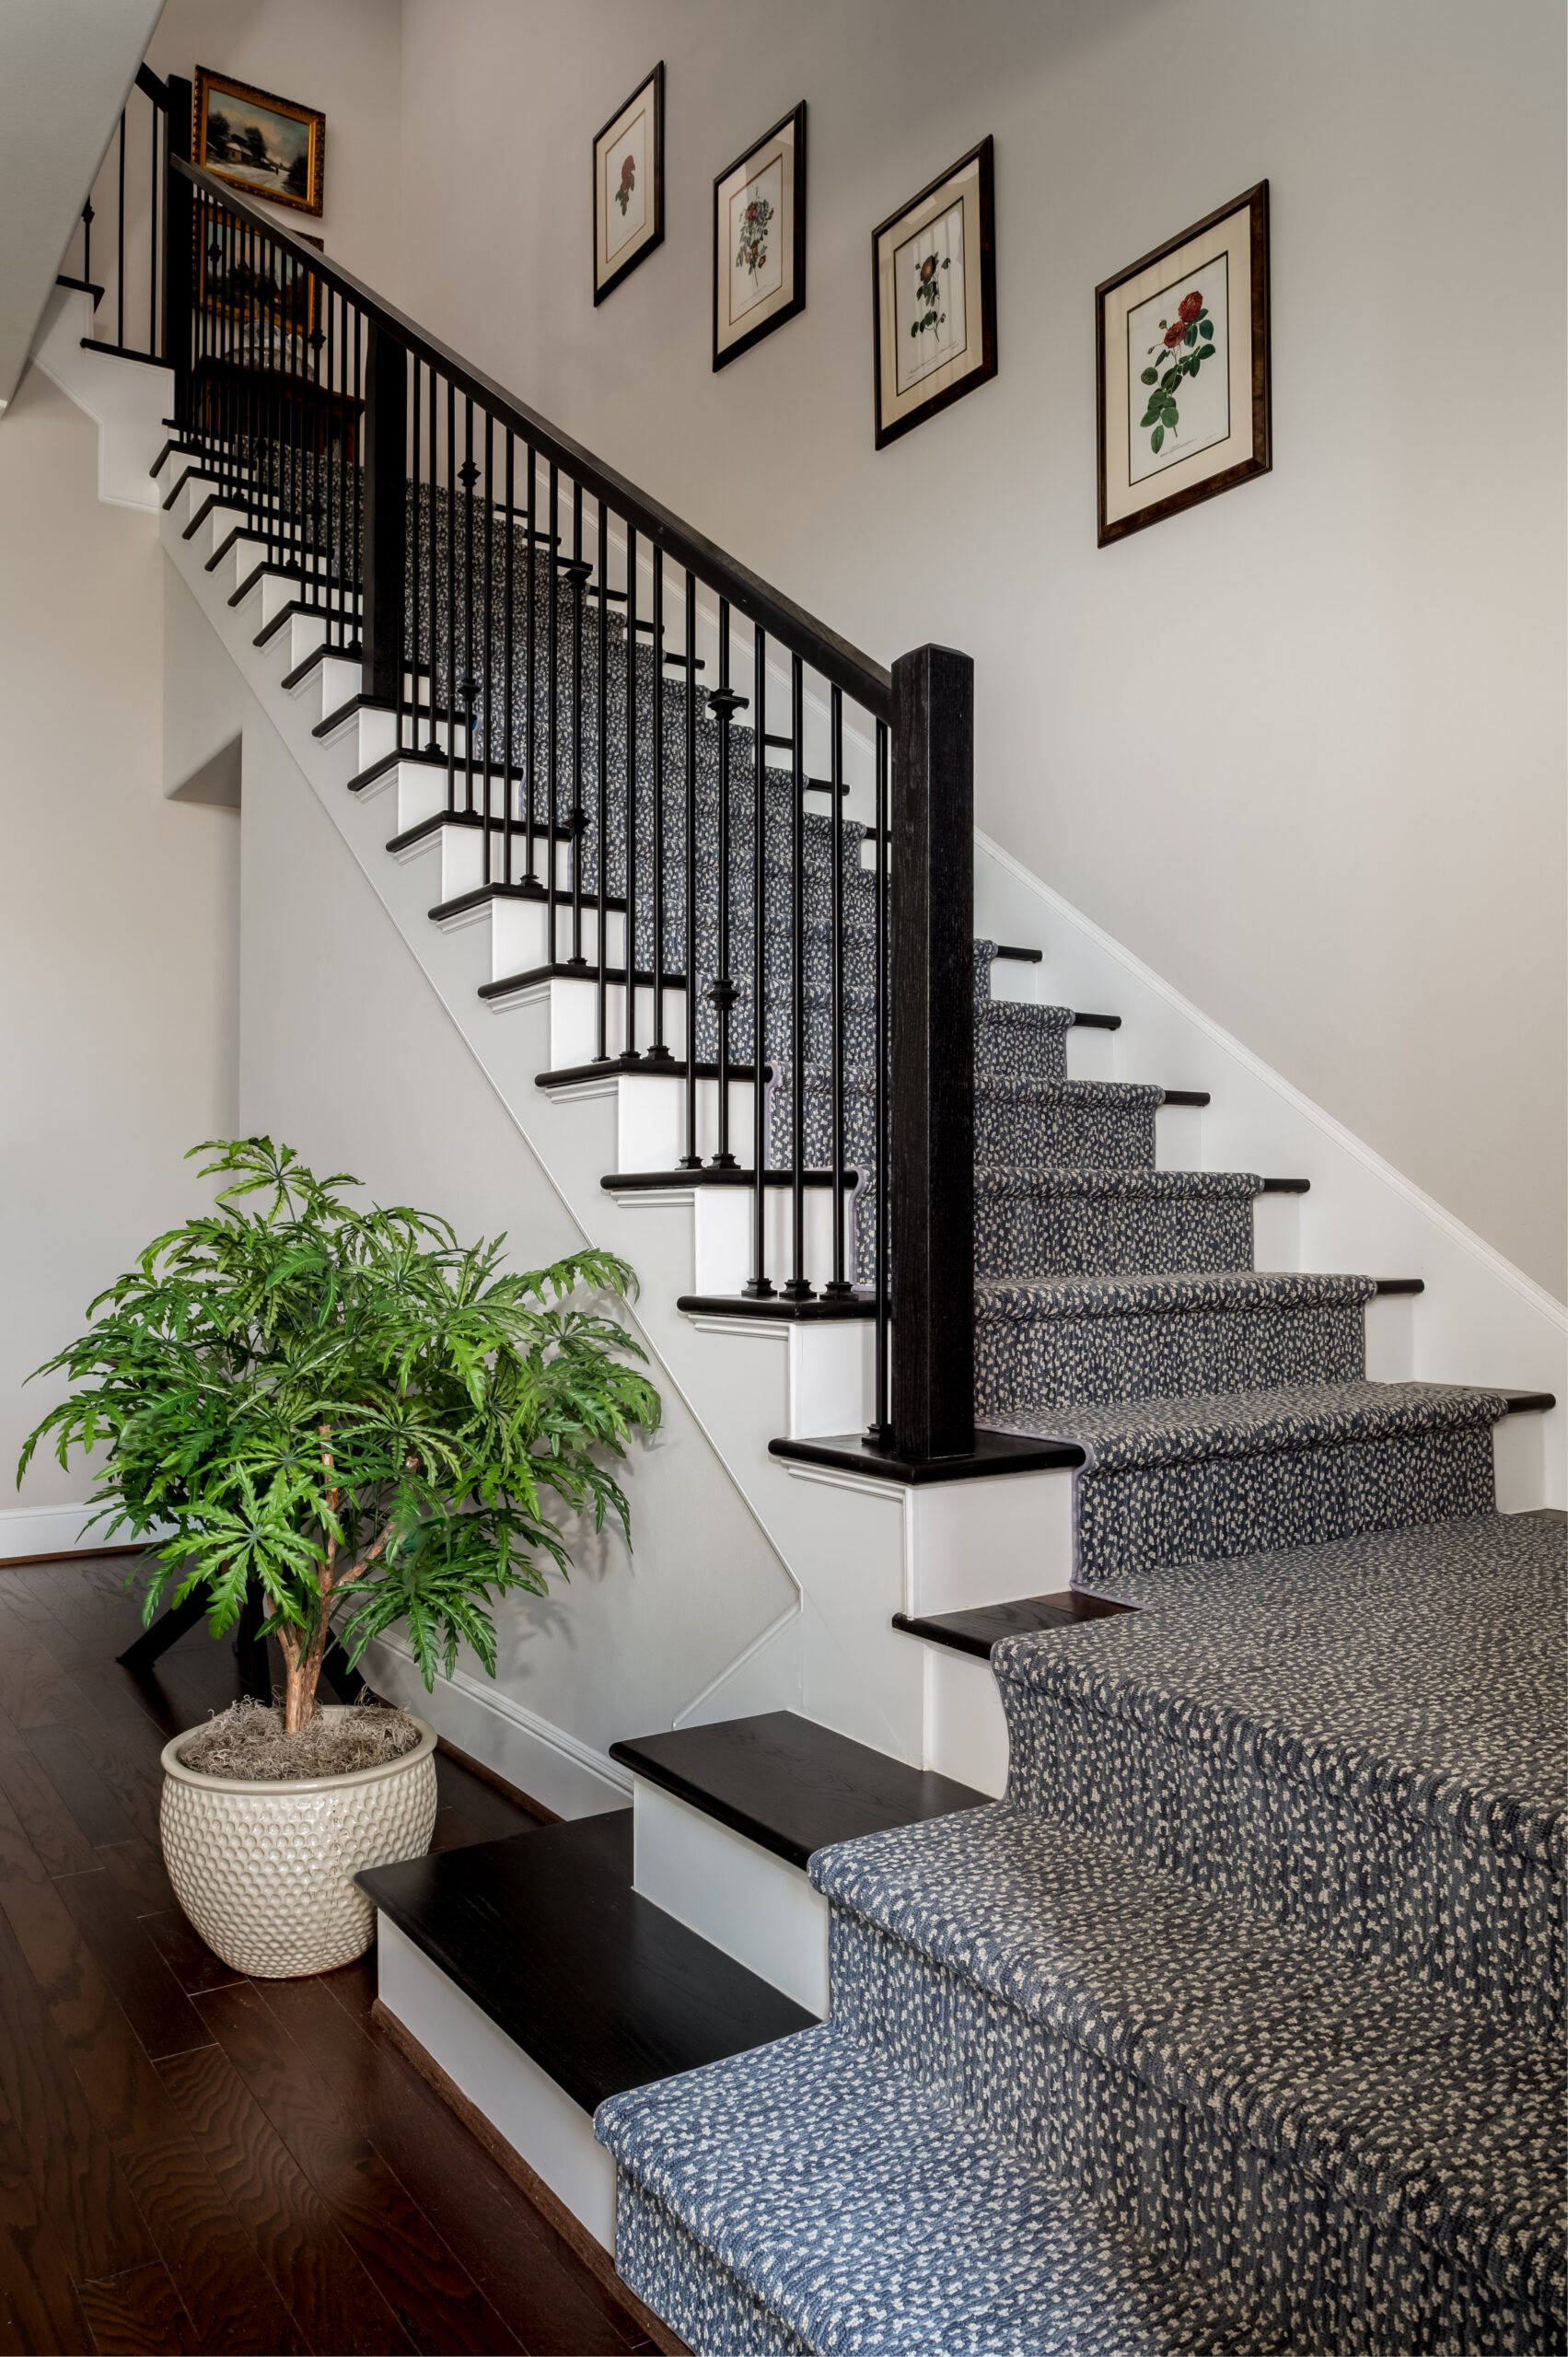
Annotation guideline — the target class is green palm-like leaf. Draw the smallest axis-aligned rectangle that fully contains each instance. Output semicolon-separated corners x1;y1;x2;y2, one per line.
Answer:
17;1141;660;1713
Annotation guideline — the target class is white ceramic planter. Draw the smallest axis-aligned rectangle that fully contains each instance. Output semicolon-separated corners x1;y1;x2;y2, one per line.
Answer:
160;1707;439;1978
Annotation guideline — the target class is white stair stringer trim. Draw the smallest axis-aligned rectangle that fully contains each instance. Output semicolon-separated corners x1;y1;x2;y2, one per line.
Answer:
361;1634;632;1821
376;1914;618;2250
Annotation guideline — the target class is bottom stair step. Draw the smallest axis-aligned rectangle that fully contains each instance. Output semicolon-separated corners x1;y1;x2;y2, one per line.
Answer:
597;2021;1278;2356
357;1813;813;2251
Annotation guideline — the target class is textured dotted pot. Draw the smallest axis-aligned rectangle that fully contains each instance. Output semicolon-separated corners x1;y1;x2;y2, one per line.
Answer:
159;1709;439;1979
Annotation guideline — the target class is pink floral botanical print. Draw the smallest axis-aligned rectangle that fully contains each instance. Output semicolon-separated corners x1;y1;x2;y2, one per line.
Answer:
911;248;949;343
736;192;773;283
616;153;635;215
1138;287;1215;456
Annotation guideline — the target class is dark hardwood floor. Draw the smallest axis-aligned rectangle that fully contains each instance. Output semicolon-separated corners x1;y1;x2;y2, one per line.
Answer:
0;1552;660;2355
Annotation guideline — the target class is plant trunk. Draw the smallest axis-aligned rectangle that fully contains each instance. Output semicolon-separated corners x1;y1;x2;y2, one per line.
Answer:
282;1650;319;1735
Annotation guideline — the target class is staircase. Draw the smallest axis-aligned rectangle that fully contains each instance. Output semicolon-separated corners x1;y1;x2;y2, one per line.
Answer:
45;128;1565;2354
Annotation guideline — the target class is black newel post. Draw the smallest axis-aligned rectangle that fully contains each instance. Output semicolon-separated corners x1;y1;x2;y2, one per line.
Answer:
163;76;193;428
361;323;408;702
889;644;975;1462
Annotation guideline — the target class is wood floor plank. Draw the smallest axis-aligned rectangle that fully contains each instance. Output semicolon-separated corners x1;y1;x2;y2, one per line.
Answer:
0;1792;299;2351
199;1980;525;2356
0;2121;98;2355
75;2260;198;2355
134;1907;243;1998
0;1725;99;1877
157;2041;412;2357
53;1870;215;2062
22;1725;139;1851
286;1970;644;2355
0;1888;155;2282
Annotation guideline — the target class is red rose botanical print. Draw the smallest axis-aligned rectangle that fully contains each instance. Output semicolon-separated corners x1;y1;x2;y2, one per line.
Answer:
912;247;950;343
1139;285;1216;457
616;153;636;216
735;192;774;284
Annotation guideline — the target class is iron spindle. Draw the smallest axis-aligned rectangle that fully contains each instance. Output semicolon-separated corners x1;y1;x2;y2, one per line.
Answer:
872;716;890;1440
826;684;850;1296
482;412;495;843
503;429;516;889
595;499;610;1060
568;481;587;965
781;654;812;1300
708;599;742;1167
622;528;642;1062
405;360;419;754
525;446;538;881
649;547;669;1058
116;111;125;348
461;400;476;819
352;308;364;646
744;625;773;1297
546;463;559;958
445;379;457;807
679;570;700;1162
81;197;93;296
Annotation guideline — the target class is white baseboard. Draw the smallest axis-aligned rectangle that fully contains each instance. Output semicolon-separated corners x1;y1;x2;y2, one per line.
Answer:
0;1503;131;1562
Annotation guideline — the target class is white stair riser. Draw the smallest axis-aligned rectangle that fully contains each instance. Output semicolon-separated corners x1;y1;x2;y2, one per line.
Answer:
691;1184;851;1295
375;1915;616;2247
1155;1100;1203;1169
493;897;626;980
1065;1024;1115;1081
1252;1190;1300;1270
1364;1290;1414;1381
535;974;690;1067
923;1642;1009;1795
679;1316;875;1442
632;1779;829;2017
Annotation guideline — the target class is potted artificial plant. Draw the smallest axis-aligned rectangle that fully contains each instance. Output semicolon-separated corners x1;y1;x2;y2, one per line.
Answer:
19;1139;659;1978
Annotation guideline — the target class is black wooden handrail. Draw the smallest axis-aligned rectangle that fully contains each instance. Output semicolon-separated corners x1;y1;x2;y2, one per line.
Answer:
170;157;891;719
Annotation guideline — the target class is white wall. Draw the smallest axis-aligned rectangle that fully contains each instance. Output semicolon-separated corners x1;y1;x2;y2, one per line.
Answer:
0;364;238;1539
232;666;797;1800
395;0;1567;1299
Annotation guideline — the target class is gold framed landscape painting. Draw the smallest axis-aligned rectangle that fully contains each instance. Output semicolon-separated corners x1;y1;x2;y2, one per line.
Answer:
594;64;665;306
1098;181;1271;544
872;136;997;449
193;68;325;216
713;102;807;370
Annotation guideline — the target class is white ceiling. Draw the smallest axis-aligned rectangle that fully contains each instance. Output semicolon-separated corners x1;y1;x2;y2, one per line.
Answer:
0;0;167;407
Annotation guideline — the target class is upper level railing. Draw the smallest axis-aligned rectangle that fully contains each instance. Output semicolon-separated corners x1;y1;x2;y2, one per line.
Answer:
56;64;173;366
163;137;976;1465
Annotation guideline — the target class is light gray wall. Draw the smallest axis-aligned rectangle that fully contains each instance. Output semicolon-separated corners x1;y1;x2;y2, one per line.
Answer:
234;674;796;1764
396;0;1567;1298
0;366;238;1514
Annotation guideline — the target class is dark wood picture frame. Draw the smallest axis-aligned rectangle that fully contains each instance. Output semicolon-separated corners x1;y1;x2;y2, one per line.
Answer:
592;63;665;307
872;135;997;450
193;66;325;217
1096;181;1271;545
712;101;807;371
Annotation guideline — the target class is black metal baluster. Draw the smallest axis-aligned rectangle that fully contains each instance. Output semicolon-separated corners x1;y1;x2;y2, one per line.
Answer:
546;462;559;964
461;401;476;817
525;444;537;883
872;716;890;1437
482;409;494;857
503;427;515;890
81;196;93;297
679;570;700;1163
404;358;419;753
445;378;457;810
148;103;158;358
567;481;587;963
622;527;639;1062
649;548;669;1059
781;654;812;1301
744;625;773;1298
116;111;125;349
826;684;850;1296
595;499;610;1059
708;599;740;1167
352;306;363;650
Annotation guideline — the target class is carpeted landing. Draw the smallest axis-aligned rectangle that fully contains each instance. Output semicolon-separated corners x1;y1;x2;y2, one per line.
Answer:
598;1513;1566;2354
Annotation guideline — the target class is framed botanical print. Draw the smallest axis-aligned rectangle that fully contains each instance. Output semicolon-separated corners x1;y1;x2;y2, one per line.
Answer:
1097;182;1271;545
593;64;665;306
713;102;806;370
872;135;996;449
193;67;325;217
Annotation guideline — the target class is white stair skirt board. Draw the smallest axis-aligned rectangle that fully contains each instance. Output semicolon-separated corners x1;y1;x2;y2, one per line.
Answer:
361;1634;631;1824
375;1913;617;2250
631;1777;830;2019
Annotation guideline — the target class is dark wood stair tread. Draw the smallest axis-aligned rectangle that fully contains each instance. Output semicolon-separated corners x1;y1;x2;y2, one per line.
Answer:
893;1589;1136;1660
768;1428;1086;1484
608;1710;985;1870
357;1810;811;2117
